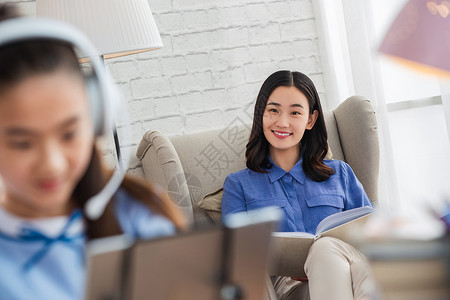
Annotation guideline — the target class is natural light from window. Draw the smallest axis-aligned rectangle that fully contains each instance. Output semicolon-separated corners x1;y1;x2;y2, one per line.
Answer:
369;0;450;212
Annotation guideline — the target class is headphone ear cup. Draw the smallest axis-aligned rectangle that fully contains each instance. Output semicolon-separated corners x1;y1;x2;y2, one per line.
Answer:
85;72;104;136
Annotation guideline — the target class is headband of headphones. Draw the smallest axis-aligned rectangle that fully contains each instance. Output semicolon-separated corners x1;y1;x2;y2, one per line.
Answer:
0;17;130;220
0;17;120;136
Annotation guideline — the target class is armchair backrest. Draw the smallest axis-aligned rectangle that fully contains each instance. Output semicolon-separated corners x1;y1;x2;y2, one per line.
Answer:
136;95;379;225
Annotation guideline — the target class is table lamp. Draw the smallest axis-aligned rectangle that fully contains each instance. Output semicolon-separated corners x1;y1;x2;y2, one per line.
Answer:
379;0;450;77
36;0;163;168
36;0;163;59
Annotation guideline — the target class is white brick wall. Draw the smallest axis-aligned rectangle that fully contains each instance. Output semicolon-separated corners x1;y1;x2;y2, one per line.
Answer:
8;0;326;168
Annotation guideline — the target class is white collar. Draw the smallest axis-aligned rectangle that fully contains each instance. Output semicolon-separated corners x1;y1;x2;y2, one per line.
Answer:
0;205;84;238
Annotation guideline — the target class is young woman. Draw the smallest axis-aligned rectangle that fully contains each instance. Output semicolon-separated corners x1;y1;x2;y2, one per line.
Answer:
221;70;375;300
0;4;185;300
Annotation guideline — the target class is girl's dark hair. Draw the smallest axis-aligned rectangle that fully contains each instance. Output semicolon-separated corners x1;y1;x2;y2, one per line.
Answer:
0;4;186;237
246;70;335;182
0;5;83;93
0;3;19;22
73;146;186;239
0;39;83;93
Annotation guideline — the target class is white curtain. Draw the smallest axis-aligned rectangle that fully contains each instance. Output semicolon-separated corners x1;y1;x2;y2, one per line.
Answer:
313;0;450;214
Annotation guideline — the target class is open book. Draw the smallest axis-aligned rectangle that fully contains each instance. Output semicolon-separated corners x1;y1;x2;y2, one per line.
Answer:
268;206;374;278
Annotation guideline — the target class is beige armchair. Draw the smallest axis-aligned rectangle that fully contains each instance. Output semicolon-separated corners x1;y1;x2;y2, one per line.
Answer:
134;95;379;226
132;95;379;299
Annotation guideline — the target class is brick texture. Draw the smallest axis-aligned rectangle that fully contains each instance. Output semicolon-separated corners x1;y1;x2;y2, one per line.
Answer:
11;0;325;166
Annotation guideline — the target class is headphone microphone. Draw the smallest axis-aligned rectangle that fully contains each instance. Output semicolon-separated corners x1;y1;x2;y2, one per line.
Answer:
0;17;131;220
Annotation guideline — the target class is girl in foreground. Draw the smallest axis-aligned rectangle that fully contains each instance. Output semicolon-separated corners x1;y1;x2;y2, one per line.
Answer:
0;4;184;299
222;70;375;299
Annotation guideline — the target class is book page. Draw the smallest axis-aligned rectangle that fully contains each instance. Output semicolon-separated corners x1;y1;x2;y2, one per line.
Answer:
272;232;315;238
317;213;373;245
315;206;374;235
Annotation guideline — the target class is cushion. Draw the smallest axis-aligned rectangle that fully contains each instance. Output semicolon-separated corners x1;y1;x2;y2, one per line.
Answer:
196;188;223;223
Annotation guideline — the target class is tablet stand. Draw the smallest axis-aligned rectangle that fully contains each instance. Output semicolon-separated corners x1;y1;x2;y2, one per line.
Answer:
220;227;243;300
86;207;281;300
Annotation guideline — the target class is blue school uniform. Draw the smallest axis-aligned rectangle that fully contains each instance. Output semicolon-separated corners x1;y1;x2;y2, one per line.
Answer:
0;189;175;300
221;157;372;234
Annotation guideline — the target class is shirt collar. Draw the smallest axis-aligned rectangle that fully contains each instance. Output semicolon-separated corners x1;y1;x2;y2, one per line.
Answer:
0;205;84;238
266;155;306;184
289;158;306;184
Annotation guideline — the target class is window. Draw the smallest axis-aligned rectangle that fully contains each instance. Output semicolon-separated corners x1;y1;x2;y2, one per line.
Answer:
315;0;450;212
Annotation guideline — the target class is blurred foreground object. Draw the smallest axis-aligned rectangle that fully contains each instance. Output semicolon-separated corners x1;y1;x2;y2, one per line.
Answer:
85;207;281;300
359;234;450;300
352;205;450;300
377;1;450;297
379;0;450;77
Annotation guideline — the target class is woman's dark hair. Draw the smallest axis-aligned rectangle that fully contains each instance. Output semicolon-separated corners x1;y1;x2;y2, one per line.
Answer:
246;70;335;182
0;4;186;237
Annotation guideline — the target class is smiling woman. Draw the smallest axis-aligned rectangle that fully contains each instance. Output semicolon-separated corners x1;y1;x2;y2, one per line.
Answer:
221;70;375;300
246;71;334;182
262;86;318;172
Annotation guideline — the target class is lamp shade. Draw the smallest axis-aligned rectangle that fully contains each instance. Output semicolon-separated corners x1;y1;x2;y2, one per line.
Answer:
379;0;450;76
36;0;163;59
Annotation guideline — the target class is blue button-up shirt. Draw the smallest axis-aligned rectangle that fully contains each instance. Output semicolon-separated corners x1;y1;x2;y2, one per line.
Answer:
221;158;372;234
0;189;175;300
